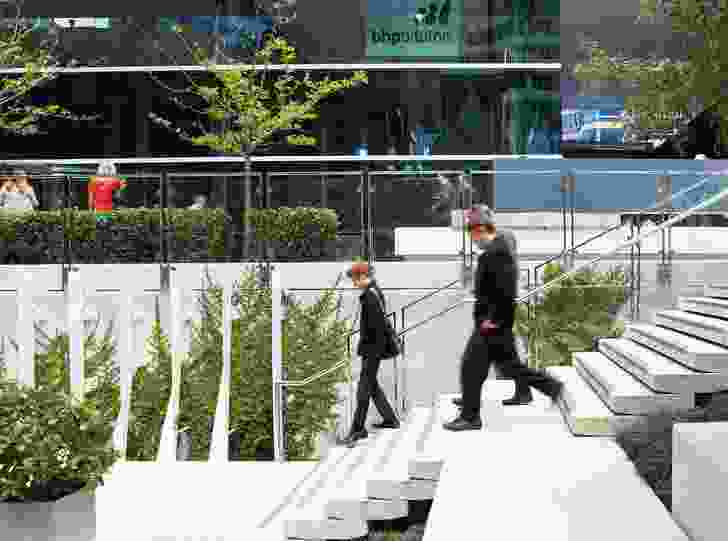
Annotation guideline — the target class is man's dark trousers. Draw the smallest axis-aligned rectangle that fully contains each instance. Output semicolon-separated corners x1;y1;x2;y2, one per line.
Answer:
460;326;559;422
351;355;398;432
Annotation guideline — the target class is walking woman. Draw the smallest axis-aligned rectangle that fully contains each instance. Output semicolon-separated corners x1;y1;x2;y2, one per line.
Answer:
339;261;401;447
88;161;126;222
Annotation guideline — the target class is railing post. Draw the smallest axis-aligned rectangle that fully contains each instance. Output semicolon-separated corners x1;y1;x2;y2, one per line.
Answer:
272;264;287;462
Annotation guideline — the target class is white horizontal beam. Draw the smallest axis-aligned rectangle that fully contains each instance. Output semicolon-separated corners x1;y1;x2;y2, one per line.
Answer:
0;62;562;74
0;154;563;166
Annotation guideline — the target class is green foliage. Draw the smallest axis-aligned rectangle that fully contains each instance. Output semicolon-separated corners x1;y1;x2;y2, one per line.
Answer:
0;10;98;135
575;0;728;144
514;262;627;368
180;266;353;460
0;207;338;260
126;301;173;461
149;35;368;156
244;207;338;242
0;319;120;502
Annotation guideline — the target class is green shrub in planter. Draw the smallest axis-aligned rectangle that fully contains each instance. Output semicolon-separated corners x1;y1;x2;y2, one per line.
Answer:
0;379;120;502
614;392;728;511
514;262;627;368
180;264;353;461
0;381;120;501
126;301;173;461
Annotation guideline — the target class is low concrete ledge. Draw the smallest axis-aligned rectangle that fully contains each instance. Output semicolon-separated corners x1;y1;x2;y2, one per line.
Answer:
673;421;728;541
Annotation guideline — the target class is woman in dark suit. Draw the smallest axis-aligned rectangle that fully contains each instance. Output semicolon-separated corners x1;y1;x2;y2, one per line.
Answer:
339;261;401;447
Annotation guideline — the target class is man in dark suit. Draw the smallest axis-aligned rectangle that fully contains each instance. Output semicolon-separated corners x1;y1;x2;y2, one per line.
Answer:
339;261;401;446
445;205;564;431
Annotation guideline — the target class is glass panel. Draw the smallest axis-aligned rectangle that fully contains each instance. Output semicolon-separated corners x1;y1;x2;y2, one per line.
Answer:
19;12;559;65
0;172;64;266
0;70;559;160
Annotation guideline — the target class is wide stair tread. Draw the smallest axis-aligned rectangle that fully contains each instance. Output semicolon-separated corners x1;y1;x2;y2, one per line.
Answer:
283;430;386;540
655;309;728;347
626;322;728;373
545;366;643;437
324;407;433;523
574;351;692;414
705;283;728;299
679;296;728;319
599;337;728;394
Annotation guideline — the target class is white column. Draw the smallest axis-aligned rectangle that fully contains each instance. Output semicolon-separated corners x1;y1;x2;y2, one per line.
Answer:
15;270;35;388
209;268;235;463
271;264;285;462
112;287;135;460
157;285;182;462
66;268;85;403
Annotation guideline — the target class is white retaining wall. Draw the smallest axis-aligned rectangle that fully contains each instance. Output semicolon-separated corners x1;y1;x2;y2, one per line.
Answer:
672;422;728;541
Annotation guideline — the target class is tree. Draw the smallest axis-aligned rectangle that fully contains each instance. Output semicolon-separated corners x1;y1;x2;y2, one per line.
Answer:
147;31;367;255
574;0;728;149
514;262;627;368
0;4;98;135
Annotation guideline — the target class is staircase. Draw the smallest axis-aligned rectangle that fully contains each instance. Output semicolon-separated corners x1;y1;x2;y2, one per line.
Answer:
551;281;728;437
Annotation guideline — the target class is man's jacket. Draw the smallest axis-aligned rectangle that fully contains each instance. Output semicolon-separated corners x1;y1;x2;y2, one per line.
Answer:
357;281;400;360
473;232;518;333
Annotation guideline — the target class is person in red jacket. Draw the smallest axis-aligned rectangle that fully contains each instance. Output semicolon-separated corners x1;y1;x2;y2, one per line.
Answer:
88;161;126;219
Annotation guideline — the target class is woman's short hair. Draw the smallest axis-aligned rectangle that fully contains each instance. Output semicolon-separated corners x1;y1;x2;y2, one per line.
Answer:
346;261;375;279
96;161;117;177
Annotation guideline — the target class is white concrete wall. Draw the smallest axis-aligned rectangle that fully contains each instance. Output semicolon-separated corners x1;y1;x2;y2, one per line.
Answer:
396;226;728;256
672;422;728;541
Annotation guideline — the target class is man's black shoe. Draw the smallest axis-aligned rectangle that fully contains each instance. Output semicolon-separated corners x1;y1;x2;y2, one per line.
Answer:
443;416;483;431
502;389;533;406
338;429;368;447
372;420;400;429
452;397;463;407
548;379;564;403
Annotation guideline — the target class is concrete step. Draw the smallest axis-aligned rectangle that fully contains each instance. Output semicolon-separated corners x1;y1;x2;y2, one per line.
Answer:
574;351;693;414
545;366;643;437
421;429;690;541
705;283;728;299
599;337;728;394
655;309;728;348
284;429;390;540
625;322;728;373
325;407;433;523
366;407;439;502
679;296;728;320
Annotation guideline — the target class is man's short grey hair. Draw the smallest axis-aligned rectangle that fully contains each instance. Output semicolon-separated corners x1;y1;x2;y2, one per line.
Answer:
96;161;117;177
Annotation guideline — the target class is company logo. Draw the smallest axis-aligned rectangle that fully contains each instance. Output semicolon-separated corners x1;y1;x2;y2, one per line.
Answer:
368;0;456;47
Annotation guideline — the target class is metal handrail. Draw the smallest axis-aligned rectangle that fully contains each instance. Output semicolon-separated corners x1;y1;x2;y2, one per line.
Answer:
532;172;722;287
395;182;728;338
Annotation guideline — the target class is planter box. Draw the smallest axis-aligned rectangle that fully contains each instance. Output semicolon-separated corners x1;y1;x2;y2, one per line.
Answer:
0;488;95;541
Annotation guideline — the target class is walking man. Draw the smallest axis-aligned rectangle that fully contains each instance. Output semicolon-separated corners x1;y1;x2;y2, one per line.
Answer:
339;261;401;446
445;205;564;431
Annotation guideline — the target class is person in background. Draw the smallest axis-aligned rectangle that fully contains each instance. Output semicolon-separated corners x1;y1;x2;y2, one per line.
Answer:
88;161;126;220
339;260;401;447
188;194;208;210
0;171;38;211
445;205;564;431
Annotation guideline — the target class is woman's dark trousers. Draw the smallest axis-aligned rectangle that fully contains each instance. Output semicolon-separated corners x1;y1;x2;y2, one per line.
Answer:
351;355;398;433
460;328;561;422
